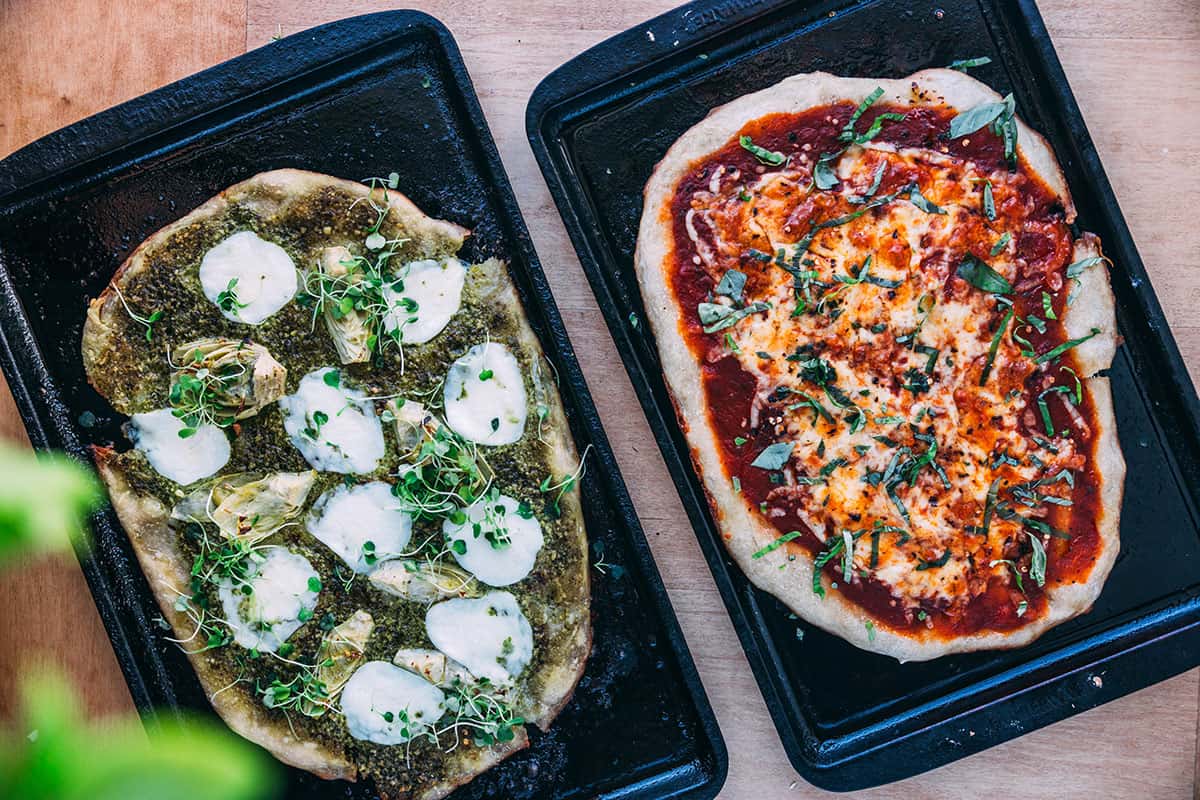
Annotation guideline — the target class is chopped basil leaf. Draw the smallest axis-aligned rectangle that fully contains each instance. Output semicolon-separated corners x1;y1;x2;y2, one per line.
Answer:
1034;327;1101;363
1065;256;1104;278
1026;531;1047;587
751;530;802;559
979;306;1015;385
957;255;1013;295
990;231;1011;256
982;180;996;220
908;184;947;214
739;135;786;166
715;269;748;302
915;550;952;570
948;55;992;72
1042;291;1056;320
697;301;769;333
819;457;847;477
849;162;887;204
751;441;795;470
948;100;1006;138
842;87;885;139
813;158;839;190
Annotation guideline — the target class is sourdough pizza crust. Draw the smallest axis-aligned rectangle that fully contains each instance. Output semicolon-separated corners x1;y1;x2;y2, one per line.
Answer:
83;170;590;796
636;70;1123;660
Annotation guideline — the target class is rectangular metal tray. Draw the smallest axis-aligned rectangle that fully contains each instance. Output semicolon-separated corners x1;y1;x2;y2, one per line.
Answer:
526;0;1200;790
0;11;726;800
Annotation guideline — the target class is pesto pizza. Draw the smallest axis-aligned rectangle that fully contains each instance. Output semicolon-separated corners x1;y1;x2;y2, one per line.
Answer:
82;169;591;797
635;69;1123;661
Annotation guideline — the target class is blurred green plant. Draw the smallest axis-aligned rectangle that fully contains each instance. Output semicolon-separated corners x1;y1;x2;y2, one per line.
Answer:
0;446;101;561
0;674;276;800
0;443;279;800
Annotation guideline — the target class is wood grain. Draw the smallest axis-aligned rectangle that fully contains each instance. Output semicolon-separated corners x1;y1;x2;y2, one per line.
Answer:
1;0;1196;796
0;0;247;720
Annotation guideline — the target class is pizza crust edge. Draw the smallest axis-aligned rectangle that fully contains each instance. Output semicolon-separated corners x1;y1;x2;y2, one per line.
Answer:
634;70;1124;661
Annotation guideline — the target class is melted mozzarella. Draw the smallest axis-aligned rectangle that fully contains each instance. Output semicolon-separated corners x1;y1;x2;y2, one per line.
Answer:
199;231;297;324
217;548;319;653
307;482;412;573
340;661;444;745
380;258;467;344
442;343;527;446
128;408;230;485
442;493;543;586
424;591;533;685
279;368;385;474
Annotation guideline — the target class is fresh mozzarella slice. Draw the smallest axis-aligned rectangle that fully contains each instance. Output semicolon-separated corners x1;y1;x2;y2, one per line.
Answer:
127;408;230;485
424;591;533;685
340;661;445;745
199;231;297;324
442;343;527;446
307;482;412;573
279;367;385;474
380;258;466;344
217;547;319;653
442;493;543;586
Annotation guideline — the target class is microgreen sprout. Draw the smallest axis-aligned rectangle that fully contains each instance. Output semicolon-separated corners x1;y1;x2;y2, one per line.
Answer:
112;285;163;342
538;444;592;518
216;278;249;315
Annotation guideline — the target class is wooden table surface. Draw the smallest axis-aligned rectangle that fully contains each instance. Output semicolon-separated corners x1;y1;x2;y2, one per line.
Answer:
1;0;1197;797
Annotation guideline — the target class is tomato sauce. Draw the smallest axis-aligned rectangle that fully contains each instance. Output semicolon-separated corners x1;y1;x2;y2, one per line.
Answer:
666;100;1103;638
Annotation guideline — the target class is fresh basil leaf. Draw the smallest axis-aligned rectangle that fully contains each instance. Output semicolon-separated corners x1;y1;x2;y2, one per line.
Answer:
1065;256;1104;278
842;87;885;139
956;255;1013;294
846;112;906;145
915;550;952;570
813;158;839;190
739;135;786;166
751;441;795;470
849;162;887;204
979;306;1015;385
1034;327;1101;363
948;56;992;72
982;180;996;220
948;100;1006;138
908;184;947;214
1026;531;1047;587
697;301;769;333
715;269;747;302
990;231;1011;256
752;530;803;559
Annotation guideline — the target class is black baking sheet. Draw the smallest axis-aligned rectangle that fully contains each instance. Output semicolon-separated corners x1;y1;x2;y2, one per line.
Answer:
526;0;1200;790
0;11;726;800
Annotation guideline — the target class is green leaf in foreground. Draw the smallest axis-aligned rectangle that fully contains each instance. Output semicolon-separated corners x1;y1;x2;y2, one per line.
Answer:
0;446;101;564
0;672;279;800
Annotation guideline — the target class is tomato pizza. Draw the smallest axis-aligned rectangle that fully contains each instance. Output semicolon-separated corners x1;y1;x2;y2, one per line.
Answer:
635;69;1122;660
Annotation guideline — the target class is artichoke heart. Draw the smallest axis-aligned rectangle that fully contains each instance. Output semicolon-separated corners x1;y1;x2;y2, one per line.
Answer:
300;609;374;717
170;337;286;423
317;246;372;364
393;647;475;687
369;559;481;603
385;398;439;455
171;470;317;544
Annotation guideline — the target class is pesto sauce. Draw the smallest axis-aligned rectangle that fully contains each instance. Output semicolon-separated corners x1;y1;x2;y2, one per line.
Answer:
104;182;588;789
